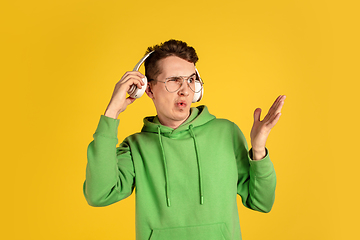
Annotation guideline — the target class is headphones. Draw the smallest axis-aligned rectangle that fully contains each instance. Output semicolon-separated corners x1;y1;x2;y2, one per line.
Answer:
127;51;204;103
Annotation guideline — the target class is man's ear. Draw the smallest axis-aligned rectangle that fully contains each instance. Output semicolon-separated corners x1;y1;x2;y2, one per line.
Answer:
145;83;154;99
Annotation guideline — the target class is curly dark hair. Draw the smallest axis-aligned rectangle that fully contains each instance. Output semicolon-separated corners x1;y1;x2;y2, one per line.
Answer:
144;39;199;82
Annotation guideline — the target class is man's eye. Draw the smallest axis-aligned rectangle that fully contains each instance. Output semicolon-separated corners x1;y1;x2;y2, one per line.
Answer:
168;78;182;84
188;77;196;83
175;78;183;84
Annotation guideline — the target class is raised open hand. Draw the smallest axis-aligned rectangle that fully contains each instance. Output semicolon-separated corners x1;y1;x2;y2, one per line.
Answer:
250;95;286;160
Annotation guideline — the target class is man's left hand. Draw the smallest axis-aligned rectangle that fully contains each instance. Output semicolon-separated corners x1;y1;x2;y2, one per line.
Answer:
250;95;286;160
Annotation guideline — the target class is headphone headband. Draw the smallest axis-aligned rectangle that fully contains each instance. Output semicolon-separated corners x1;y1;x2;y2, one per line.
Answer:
133;51;154;71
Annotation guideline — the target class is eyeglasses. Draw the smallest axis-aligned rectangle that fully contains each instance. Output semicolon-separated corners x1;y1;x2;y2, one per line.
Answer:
150;73;204;93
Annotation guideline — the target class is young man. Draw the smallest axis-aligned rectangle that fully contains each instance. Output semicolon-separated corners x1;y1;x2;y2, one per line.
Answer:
83;39;286;240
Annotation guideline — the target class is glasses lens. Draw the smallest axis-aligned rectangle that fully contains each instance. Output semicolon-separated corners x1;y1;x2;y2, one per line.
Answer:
188;76;203;93
165;77;182;92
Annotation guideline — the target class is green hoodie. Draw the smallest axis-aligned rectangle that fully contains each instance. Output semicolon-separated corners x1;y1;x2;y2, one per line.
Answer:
84;105;276;240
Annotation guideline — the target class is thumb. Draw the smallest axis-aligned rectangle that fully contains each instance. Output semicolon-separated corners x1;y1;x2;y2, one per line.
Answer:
125;96;136;105
253;108;262;122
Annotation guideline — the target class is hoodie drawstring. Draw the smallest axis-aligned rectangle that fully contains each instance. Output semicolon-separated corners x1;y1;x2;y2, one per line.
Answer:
157;125;204;207
157;126;171;207
189;125;204;205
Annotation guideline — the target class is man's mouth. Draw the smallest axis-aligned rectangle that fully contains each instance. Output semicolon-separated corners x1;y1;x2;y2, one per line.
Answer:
176;100;187;108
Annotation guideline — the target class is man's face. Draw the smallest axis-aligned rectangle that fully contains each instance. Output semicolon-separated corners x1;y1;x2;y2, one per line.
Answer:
146;56;196;129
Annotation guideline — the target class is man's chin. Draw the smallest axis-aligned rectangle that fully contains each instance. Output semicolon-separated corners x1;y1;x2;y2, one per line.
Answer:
174;109;191;121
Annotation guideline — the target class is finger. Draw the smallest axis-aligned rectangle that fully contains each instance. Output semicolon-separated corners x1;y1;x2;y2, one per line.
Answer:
124;74;145;85
129;77;145;89
268;95;282;113
267;95;285;119
121;72;146;85
128;71;146;80
275;97;285;113
263;96;280;122
125;96;136;105
262;95;284;124
121;75;145;89
253;108;262;122
273;95;286;115
266;112;282;129
275;95;285;107
269;95;283;112
124;71;145;78
134;71;146;79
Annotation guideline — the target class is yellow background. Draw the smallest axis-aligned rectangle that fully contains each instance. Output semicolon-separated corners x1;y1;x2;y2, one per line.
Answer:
1;0;358;239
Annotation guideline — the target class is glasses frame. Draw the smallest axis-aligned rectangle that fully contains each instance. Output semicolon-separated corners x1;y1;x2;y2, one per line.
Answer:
149;73;204;93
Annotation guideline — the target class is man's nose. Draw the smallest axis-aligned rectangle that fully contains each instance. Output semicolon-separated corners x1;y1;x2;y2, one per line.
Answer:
178;79;190;96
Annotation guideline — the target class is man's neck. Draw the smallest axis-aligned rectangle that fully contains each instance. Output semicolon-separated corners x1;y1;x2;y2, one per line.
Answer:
157;114;191;129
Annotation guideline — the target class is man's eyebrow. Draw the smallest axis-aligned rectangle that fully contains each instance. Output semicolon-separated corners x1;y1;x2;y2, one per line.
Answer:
188;73;197;77
166;73;196;79
180;73;197;78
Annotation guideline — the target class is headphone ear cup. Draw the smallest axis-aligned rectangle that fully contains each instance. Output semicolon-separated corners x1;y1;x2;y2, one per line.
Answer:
128;76;148;98
192;81;204;103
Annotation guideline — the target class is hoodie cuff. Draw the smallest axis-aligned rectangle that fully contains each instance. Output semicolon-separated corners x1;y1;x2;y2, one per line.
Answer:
248;148;274;176
93;115;120;139
248;147;269;161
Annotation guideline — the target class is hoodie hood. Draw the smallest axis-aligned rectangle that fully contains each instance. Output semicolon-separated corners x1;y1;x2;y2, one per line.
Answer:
141;105;216;207
141;105;216;134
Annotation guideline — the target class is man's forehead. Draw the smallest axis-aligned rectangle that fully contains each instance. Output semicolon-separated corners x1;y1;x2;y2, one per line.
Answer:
157;56;195;77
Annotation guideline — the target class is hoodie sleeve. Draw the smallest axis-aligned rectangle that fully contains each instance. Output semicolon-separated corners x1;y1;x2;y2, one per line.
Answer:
233;123;276;213
83;115;135;207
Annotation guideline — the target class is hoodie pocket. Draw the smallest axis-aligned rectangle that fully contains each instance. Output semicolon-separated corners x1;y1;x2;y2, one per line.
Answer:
149;222;231;240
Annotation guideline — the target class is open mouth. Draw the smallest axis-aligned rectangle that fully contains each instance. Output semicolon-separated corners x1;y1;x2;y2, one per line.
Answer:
176;100;187;108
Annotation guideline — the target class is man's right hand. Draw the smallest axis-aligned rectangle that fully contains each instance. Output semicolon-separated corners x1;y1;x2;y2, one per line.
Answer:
104;71;146;119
